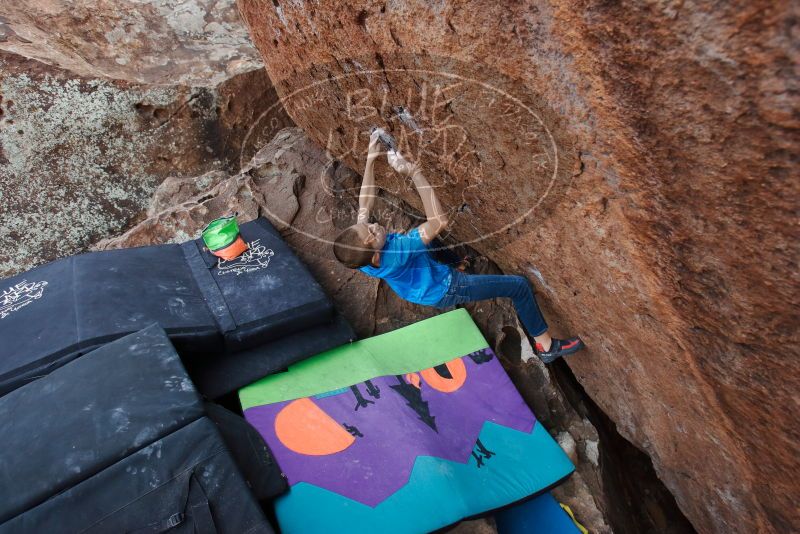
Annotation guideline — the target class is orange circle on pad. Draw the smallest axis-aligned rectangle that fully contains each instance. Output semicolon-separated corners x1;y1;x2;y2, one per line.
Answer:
274;398;355;456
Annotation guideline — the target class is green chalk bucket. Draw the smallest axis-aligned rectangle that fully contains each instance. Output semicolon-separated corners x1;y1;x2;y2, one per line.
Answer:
202;216;241;251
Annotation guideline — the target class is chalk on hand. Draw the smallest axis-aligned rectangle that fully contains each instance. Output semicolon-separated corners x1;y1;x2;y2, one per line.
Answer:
370;126;398;152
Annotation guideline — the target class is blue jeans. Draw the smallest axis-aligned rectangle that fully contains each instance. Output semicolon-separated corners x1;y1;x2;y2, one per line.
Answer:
434;270;548;336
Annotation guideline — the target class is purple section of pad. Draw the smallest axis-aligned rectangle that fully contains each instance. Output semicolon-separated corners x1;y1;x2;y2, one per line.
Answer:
244;349;536;507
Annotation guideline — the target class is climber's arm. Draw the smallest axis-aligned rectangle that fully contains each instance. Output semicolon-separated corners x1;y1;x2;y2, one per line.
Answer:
409;169;449;245
357;130;382;224
387;151;448;245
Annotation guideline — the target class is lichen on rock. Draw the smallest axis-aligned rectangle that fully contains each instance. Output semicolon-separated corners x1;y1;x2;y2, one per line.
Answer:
0;0;293;277
0;48;291;277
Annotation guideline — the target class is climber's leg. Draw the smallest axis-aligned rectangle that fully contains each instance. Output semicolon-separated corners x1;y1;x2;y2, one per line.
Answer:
434;271;584;363
435;272;548;336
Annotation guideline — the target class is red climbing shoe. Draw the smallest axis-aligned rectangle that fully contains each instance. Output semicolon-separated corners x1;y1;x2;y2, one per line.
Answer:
535;337;585;364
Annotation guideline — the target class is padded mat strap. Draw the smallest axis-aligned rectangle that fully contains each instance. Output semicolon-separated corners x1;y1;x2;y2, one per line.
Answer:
182;242;236;333
191;501;217;534
188;473;217;534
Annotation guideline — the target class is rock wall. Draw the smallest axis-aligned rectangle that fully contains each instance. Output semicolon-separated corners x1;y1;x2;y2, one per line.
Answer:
0;1;293;277
0;0;262;86
236;2;799;532
0;51;290;277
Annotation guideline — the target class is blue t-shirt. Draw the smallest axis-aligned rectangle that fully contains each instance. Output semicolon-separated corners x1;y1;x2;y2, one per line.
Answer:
360;228;453;306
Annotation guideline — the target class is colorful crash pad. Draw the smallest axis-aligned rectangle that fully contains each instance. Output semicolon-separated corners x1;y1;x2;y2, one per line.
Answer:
240;309;574;534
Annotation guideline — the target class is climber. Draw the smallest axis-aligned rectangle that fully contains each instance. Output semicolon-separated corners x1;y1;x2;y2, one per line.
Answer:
333;130;585;363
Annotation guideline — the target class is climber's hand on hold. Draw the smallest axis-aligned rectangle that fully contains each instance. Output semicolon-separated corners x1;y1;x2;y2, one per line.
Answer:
387;149;420;178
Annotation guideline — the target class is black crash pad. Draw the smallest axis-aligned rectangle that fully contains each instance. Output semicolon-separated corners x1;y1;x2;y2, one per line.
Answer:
188;218;333;350
186;312;355;399
0;325;274;533
2;419;272;534
0;218;334;396
0;326;204;523
205;402;288;500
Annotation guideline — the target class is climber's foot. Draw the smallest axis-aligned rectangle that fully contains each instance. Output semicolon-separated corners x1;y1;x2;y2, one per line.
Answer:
535;337;585;364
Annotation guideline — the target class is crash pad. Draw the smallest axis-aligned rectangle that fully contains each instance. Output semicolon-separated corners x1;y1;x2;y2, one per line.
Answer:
1;418;273;534
205;402;289;500
0;217;335;396
495;492;583;534
0;325;274;533
239;309;574;534
188;218;333;351
0;325;203;523
187;312;355;399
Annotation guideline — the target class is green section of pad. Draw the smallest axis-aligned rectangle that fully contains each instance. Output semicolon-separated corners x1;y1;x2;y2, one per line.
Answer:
239;309;488;409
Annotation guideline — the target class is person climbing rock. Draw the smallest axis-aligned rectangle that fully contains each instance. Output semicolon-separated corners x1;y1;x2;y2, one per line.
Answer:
333;130;585;363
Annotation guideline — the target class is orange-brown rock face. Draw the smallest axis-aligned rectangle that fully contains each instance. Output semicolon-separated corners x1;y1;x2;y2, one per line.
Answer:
237;2;799;532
